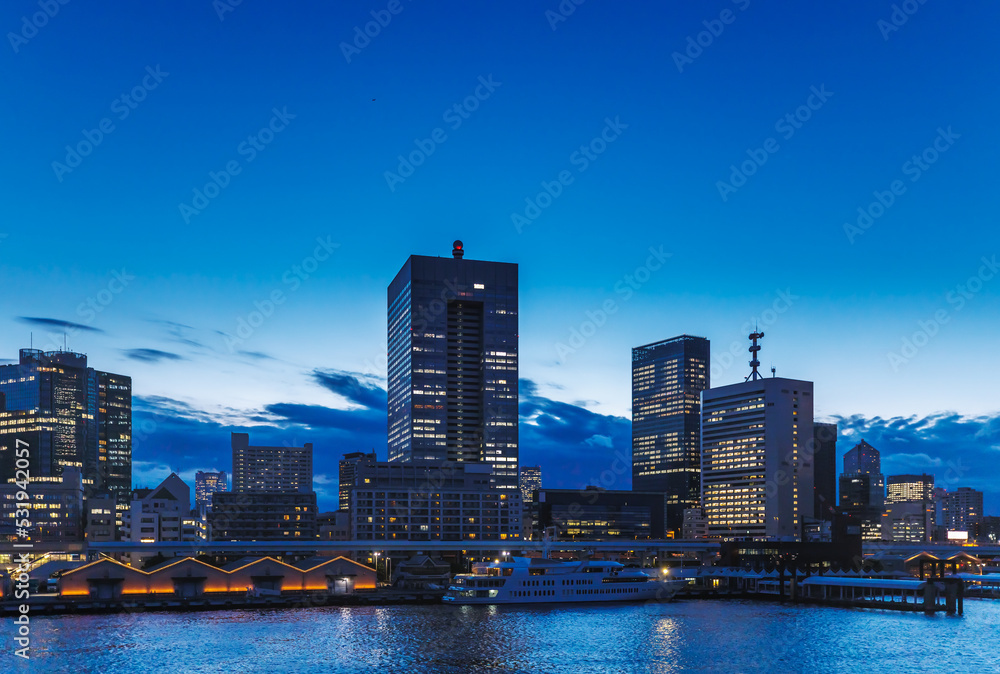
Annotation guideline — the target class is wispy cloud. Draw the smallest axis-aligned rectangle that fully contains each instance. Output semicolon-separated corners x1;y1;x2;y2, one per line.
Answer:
148;319;206;349
18;316;105;333
238;350;276;361
122;348;185;363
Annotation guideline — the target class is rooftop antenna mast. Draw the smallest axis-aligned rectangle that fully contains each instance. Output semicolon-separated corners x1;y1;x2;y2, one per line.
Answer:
745;328;764;382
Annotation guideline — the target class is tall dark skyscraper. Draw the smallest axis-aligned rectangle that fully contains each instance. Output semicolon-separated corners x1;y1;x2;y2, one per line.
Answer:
843;439;881;475
812;422;838;521
99;371;132;524
0;349;132;532
631;335;709;536
387;241;518;490
839;439;884;541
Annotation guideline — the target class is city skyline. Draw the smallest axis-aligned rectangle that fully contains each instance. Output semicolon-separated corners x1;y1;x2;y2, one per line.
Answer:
6;3;1000;671
3;2;999;514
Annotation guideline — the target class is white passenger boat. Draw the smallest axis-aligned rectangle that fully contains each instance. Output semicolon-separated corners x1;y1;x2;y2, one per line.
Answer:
443;557;688;605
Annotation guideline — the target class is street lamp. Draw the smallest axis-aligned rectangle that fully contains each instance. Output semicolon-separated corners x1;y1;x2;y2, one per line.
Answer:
373;552;381;583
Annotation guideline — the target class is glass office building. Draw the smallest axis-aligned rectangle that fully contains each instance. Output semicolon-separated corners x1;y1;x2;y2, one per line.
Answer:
631;335;709;536
0;349;131;535
387;242;518;490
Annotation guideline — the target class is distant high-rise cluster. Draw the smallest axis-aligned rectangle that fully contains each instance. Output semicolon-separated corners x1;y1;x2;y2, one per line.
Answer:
839;440;885;541
0;349;131;540
5;244;995;549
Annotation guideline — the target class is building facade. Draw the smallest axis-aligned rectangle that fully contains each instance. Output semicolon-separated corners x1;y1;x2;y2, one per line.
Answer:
631;335;710;536
208;491;318;541
812;422;837;521
59;555;376;599
341;456;520;541
0;349;131;535
339;451;376;511
519;465;541;505
195;470;228;513
387;242;519;490
1;467;87;543
318;510;351;541
700;377;815;541
886;474;934;505
122;473;199;544
85;494;117;542
882;473;934;542
942;487;984;533
682;507;708;539
531;488;667;540
231;432;312;493
843;439;881;476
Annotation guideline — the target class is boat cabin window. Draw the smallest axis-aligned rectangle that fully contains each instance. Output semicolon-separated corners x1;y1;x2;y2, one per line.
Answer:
529;569;546;575
487;568;500;577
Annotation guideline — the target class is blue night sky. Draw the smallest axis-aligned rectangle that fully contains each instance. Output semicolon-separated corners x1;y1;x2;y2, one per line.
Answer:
2;1;999;512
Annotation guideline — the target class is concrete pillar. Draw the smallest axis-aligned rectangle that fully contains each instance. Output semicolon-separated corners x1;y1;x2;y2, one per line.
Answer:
923;582;937;613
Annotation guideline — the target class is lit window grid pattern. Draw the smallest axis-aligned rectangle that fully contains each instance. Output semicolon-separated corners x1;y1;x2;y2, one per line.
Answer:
0;353;132;538
701;380;813;541
631;337;709;525
885;475;934;504
351;487;521;541
387;256;518;490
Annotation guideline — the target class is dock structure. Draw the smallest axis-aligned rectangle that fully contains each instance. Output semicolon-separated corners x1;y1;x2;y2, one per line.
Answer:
954;572;1000;598
676;567;966;614
764;576;962;613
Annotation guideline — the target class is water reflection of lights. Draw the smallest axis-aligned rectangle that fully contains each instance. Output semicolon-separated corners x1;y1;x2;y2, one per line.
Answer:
654;618;679;639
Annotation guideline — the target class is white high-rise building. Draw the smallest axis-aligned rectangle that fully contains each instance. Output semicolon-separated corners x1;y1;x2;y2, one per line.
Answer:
701;377;814;541
231;432;312;493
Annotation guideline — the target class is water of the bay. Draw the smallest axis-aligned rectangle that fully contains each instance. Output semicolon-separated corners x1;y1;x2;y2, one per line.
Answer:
6;598;999;673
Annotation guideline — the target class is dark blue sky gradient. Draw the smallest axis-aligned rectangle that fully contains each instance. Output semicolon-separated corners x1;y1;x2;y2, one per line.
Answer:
3;1;999;511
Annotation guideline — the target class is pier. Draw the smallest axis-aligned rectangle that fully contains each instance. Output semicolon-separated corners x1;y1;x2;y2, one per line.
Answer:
677;568;966;614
